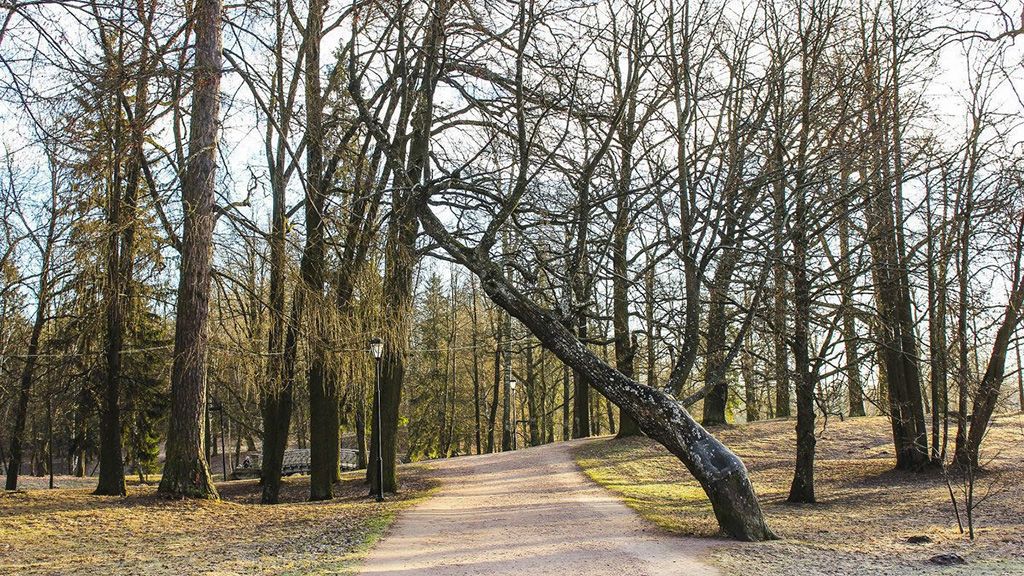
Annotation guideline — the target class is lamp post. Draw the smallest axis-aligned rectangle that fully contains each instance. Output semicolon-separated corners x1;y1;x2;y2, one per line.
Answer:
509;380;517;451
369;337;384;502
213;400;228;482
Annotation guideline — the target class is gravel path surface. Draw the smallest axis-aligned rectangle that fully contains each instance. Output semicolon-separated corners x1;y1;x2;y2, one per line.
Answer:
357;439;721;575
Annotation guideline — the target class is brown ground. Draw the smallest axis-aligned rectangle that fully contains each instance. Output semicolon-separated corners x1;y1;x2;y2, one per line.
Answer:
5;416;1021;575
574;414;1024;576
357;440;720;575
0;468;435;575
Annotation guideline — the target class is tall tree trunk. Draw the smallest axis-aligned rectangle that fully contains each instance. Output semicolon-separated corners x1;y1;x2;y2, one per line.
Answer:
525;343;541;446
501;307;514;451
258;153;295;505
860;17;928;471
925;178;948;461
571;289;591;438
1017;327;1023;413
157;0;222;499
366;0;444;495
371;212;416;492
561;363;571;441
838;162;865;418
471;279;483;454
487;342;500;452
742;310;758;422
787;138;814;504
772;142;790;419
258;0;297;504
97;171;128;495
569;173;592;438
612;139;640;438
355;369;367;470
611;68;641;438
304;0;337;502
787;41;816;502
666;5;700;395
703;249;741;426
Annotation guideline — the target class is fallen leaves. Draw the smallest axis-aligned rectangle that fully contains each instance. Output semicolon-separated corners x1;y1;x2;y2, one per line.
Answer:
0;468;436;575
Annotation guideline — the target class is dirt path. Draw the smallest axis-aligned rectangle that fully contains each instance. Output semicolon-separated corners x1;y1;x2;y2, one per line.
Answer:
357;439;722;575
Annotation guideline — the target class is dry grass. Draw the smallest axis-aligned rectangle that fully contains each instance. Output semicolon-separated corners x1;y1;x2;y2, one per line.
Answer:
574;414;1024;575
0;467;437;576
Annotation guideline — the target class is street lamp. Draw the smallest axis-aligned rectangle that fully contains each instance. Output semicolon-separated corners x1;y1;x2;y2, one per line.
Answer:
509;380;517;451
369;337;384;502
209;400;228;482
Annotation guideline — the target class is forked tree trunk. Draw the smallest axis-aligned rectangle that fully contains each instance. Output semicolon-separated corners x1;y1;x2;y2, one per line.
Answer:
955;215;1024;469
417;206;776;541
157;0;221;499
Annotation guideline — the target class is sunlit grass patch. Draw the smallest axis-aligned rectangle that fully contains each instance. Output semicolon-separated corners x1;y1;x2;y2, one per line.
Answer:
575;436;719;536
573;415;1024;575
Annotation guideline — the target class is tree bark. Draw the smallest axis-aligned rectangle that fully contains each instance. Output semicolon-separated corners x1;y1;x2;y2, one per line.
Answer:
157;0;221;499
304;0;337;502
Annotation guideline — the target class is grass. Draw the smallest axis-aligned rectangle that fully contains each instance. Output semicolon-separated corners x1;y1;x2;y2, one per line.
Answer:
0;466;437;576
574;414;1024;575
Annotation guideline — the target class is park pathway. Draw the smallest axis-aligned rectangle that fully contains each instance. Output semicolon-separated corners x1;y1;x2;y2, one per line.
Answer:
356;439;721;575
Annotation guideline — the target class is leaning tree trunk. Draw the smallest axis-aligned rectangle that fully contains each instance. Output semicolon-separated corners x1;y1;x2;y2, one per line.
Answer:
417;206;776;542
157;0;221;499
5;293;48;491
6;165;59;491
956;264;1024;469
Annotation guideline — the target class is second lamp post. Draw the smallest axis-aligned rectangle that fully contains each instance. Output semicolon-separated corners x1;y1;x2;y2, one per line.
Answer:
369;337;384;502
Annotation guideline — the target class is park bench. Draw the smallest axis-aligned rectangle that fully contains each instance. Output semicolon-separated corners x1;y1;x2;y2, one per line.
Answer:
232;448;360;479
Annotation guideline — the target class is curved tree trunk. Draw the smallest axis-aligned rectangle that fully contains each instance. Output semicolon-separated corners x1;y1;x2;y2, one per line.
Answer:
417;206;776;542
